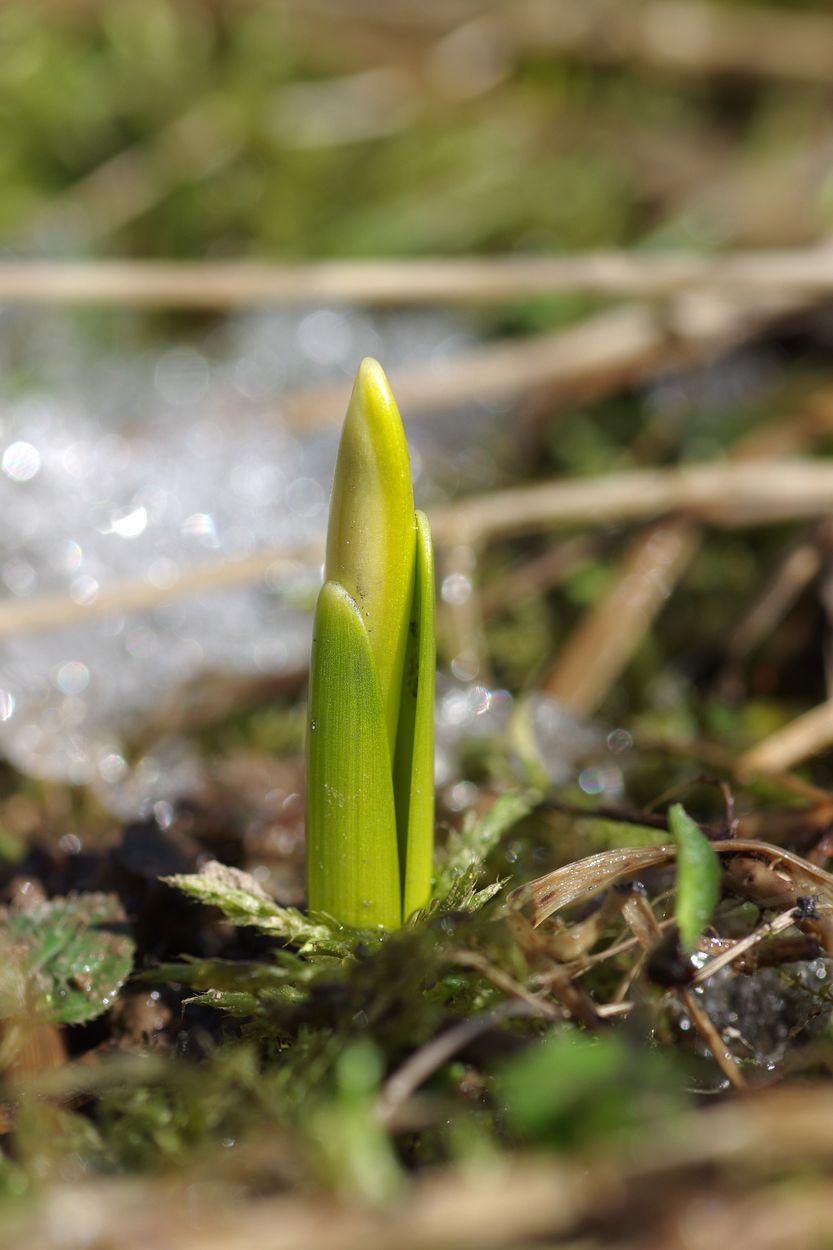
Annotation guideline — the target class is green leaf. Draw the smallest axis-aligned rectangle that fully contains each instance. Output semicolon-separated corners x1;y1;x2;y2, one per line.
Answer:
669;803;721;950
0;893;134;1026
395;509;436;920
306;581;402;930
325;357;416;753
498;1031;683;1149
163;860;352;955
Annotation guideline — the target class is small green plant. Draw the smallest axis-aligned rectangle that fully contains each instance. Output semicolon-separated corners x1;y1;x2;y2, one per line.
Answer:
305;358;435;930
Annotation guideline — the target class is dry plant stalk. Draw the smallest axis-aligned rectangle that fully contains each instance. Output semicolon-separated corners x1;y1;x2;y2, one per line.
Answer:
543;517;700;716
509;837;833;929
738;700;833;776
540;387;833;717
8;249;833;307
620;891;746;1089
511;0;833;85
431;458;833;545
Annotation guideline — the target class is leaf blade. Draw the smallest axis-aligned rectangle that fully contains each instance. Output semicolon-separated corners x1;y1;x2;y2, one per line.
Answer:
669;803;721;950
2;893;134;1026
395;510;436;920
163;861;350;954
306;580;402;929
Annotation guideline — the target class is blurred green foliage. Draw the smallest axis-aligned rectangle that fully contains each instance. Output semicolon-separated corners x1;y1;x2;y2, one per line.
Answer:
498;1030;684;1150
0;0;828;260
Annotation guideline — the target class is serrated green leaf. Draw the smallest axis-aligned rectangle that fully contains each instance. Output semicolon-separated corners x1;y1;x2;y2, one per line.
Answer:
669;803;721;950
395;509;436;920
306;582;402;930
163;861;352;955
325;357;416;753
1;893;134;1026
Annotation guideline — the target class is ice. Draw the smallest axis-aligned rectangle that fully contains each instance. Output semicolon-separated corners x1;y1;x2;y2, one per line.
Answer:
0;303;506;812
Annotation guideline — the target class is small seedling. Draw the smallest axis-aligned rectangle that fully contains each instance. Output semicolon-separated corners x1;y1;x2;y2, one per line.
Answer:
305;359;435;930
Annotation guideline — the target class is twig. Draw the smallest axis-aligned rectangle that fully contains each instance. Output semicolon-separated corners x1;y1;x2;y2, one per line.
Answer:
6;249;833;306
0;545;323;643
279;301;704;429
377;1000;543;1126
8;458;833;648
33;96;245;242
689;910;800;986
479;535;598;617
508;0;833;85
739;700;833;776
431;459;833;546
622;893;746;1088
543;517;700;715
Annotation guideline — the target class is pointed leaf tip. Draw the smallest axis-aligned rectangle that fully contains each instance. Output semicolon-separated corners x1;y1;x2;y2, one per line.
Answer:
325;358;416;753
355;356;397;416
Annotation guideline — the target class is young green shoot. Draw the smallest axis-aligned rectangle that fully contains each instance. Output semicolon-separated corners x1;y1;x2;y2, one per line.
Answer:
306;359;435;930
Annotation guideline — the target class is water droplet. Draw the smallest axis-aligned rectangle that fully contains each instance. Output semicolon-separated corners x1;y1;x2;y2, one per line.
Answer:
55;661;90;696
105;505;147;538
2;440;41;482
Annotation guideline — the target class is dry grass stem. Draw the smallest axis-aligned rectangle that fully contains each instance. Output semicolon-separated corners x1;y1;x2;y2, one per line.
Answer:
544;393;833;719
431;458;833;546
443;949;560;1021
513;838;833;929
513;0;833;85
377;1000;545;1127
543;518;700;716
634;733;833;806
689;908;799;986
739;699;833;775
0;545;322;642
5;457;833;650
33;96;245;242
724;536;823;665
622;893;746;1088
279;303;689;429
6;249;833;307
479;536;598;617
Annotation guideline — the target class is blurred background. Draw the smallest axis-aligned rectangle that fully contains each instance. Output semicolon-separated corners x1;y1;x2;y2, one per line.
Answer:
4;0;833;832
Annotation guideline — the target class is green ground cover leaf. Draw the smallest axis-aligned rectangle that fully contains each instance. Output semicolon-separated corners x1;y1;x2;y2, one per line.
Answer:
163;860;354;955
1;893;134;1026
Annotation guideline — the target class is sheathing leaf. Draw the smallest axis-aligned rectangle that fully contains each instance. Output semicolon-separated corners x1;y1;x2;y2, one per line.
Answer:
305;581;401;930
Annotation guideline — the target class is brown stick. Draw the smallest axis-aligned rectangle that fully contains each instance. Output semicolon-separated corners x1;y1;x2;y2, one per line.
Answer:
5;458;833;646
543;517;700;716
622;894;746;1088
278;301;711;429
5;250;833;307
430;458;833;546
0;546;323;643
739;700;833;776
509;0;833;85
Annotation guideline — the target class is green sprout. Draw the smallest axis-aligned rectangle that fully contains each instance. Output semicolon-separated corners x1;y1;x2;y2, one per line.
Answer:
305;358;435;930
